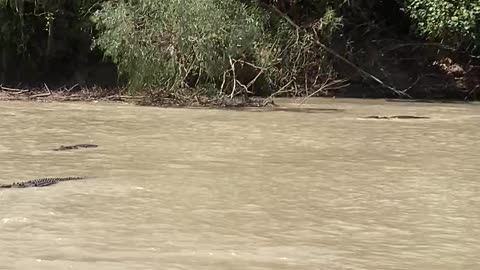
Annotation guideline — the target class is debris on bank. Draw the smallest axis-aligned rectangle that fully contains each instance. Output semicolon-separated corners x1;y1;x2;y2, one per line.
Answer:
0;84;275;108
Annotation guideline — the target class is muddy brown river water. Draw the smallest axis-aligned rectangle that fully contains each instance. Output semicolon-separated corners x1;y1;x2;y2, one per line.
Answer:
0;98;479;270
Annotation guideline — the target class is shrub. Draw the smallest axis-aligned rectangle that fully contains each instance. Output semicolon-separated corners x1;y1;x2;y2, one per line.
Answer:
91;0;343;96
0;0;107;82
405;0;480;48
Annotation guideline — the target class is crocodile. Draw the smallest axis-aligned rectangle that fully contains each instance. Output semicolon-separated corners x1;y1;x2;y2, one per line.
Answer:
0;176;88;188
53;144;98;151
362;115;430;120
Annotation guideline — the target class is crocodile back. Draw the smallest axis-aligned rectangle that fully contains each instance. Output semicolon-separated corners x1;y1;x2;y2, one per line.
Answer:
1;176;89;188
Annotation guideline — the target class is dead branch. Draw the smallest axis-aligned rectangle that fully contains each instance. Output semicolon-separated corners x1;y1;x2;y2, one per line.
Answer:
66;84;79;92
11;90;30;95
234;59;267;70
220;69;228;95
401;73;439;94
236;79;251;95
229;57;237;99
29;92;51;98
465;85;480;100
268;81;293;99
299;79;349;106
261;81;294;106
0;85;29;92
269;5;411;98
29;83;52;99
246;69;264;89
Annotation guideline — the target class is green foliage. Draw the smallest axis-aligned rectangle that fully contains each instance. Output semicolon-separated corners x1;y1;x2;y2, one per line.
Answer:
91;0;342;95
4;0;476;96
405;0;480;46
92;0;262;91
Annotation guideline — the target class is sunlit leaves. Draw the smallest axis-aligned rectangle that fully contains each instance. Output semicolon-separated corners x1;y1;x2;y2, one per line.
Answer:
405;0;480;46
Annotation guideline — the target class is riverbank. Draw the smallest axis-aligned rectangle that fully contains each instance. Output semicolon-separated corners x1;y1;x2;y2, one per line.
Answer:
2;83;478;110
0;85;278;108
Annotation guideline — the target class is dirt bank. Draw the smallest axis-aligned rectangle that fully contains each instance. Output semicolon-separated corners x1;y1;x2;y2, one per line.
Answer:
0;85;276;108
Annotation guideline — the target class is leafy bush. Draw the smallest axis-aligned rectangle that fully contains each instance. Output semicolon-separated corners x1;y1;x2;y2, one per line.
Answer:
405;0;480;47
91;0;342;96
93;0;262;92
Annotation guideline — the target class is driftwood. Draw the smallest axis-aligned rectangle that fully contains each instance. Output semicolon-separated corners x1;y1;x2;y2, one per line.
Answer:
298;78;349;106
1;85;25;92
0;85;30;94
29;83;52;99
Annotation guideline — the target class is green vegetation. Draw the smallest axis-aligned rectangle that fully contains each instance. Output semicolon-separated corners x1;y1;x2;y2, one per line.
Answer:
406;0;480;47
0;0;479;101
91;0;343;97
0;0;106;82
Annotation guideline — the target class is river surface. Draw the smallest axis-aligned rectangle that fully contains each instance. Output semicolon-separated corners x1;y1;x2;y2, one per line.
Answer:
0;98;479;270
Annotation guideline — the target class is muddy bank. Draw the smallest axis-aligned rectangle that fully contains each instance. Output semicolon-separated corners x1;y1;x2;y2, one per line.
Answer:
0;85;125;103
1;80;477;109
0;85;276;108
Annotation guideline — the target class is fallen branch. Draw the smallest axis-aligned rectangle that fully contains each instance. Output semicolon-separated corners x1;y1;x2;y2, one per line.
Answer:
29;83;52;99
220;69;228;95
229;57;238;99
234;59;267;71
268;81;293;98
298;79;349;106
245;68;263;90
263;81;294;106
0;85;29;93
236;79;252;95
401;73;439;94
11;90;30;95
269;5;411;98
465;85;480;100
66;84;79;93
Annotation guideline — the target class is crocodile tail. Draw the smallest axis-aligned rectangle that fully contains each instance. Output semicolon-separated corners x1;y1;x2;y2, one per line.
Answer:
56;176;88;182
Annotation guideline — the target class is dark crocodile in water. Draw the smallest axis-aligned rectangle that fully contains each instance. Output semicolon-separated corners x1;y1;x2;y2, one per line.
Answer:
385;99;471;104
53;144;98;151
362;115;430;120
0;176;88;188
